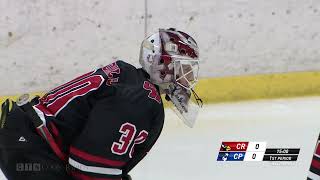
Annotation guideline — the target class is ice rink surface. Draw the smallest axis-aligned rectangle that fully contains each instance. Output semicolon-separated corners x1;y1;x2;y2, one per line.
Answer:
132;97;320;180
0;170;4;180
1;97;320;180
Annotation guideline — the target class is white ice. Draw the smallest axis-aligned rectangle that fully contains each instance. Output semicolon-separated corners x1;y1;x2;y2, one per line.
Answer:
1;97;320;180
0;170;4;180
131;97;320;180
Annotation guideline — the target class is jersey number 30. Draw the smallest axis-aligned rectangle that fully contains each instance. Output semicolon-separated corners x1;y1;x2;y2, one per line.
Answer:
111;122;148;158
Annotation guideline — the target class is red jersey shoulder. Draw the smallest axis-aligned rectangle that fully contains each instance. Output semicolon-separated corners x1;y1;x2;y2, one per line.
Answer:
34;60;160;117
35;61;123;116
143;81;162;104
34;70;105;116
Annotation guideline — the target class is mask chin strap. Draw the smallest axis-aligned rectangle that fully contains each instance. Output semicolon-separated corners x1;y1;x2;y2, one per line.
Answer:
165;94;171;101
191;89;203;108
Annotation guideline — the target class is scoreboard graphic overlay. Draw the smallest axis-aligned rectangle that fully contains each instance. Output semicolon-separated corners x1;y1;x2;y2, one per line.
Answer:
217;142;300;162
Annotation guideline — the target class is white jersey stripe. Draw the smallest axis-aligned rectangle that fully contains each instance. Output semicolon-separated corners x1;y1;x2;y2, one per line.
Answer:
69;158;122;175
308;170;320;180
33;106;47;126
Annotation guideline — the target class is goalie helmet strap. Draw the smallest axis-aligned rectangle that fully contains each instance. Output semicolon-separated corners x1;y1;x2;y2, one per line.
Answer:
191;89;203;107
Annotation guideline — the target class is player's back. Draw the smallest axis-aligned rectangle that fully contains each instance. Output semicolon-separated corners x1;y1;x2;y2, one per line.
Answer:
0;60;165;179
34;60;164;157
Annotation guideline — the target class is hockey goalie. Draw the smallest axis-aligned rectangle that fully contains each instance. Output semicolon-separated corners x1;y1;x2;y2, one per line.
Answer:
0;28;202;180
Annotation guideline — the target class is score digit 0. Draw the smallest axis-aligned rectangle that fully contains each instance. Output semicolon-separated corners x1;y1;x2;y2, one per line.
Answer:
252;153;257;159
255;144;260;150
248;142;267;152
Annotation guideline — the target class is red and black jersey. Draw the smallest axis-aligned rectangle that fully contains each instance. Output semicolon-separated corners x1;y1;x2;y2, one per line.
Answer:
307;134;320;180
33;60;164;179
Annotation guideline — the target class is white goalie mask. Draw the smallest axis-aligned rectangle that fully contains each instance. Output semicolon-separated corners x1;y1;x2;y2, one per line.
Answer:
139;28;202;127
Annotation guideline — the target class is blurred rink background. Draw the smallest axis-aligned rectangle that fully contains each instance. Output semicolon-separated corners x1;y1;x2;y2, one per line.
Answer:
1;0;320;179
